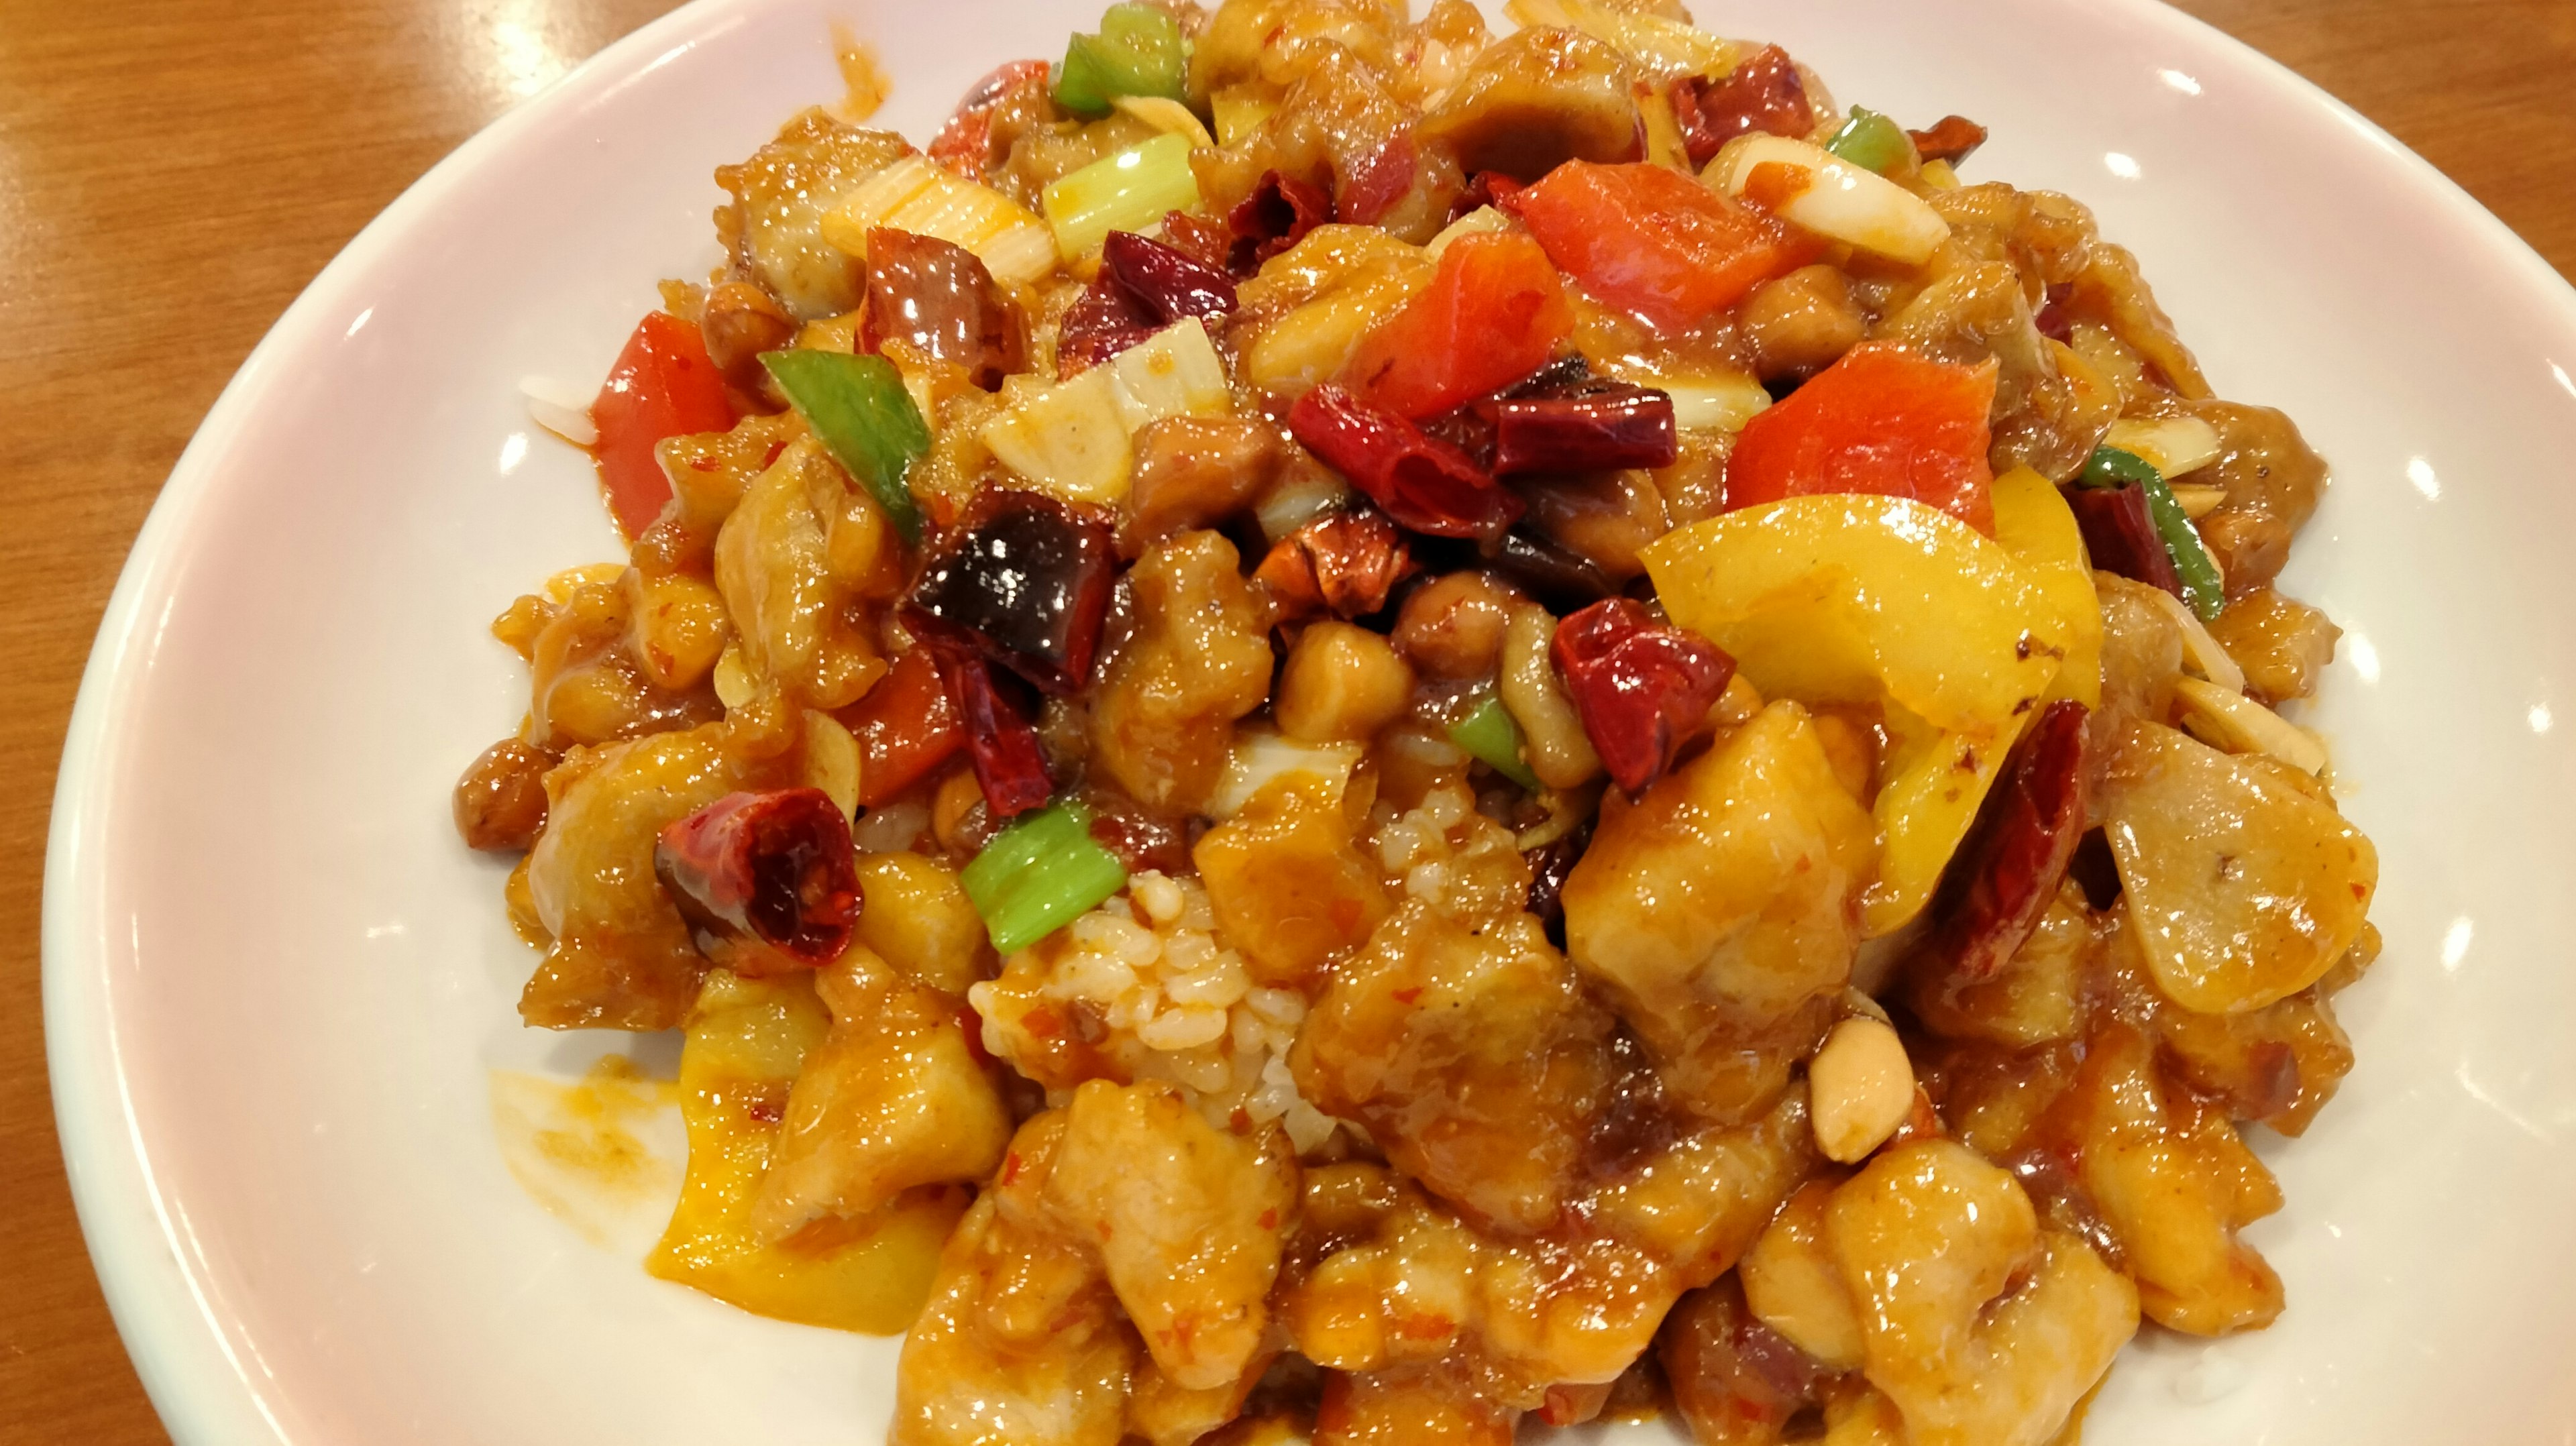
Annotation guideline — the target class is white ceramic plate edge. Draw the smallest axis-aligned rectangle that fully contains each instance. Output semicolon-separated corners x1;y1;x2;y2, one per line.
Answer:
40;1;2576;1442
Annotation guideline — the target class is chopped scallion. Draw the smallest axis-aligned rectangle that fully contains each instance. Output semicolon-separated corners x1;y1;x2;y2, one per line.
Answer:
1042;132;1202;261
1053;3;1189;117
1448;695;1542;791
1823;106;1911;174
959;799;1129;954
2078;445;2226;621
759;350;929;544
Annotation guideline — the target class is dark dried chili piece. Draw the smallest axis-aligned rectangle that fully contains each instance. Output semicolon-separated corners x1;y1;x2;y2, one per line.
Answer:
1254;509;1417;620
2033;281;2076;343
655;788;861;973
1287;383;1524;541
1672;46;1812;166
1446;168;1525;224
927;59;1053;176
904;488;1118;693
1475;529;1619;612
1100;229;1238;322
1227;168;1333;273
1907;114;1989;166
1552;598;1735;794
1523;816;1593;948
863;228;1024;390
1057;271;1162;376
1921;699;2092;981
2061;482;2183;598
941;648;1055;819
1473;380;1678;476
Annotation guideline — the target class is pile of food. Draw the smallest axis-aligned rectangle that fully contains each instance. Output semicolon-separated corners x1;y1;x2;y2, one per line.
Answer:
452;1;2381;1440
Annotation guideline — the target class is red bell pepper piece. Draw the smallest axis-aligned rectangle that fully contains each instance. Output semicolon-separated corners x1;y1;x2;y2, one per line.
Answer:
1340;231;1574;419
1503;161;1810;331
653;788;861;975
1287;384;1523;541
1552;598;1735;795
1723;342;2000;534
840;649;964;807
590;311;735;539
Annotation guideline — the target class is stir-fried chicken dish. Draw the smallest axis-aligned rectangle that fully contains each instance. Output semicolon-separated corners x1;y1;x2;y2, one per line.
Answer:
454;2;2380;1440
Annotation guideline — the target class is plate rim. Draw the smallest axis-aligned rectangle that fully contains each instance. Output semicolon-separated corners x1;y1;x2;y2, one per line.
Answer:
40;0;2576;1441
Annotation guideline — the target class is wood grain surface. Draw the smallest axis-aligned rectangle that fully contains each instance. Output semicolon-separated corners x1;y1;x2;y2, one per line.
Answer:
0;1;2567;1440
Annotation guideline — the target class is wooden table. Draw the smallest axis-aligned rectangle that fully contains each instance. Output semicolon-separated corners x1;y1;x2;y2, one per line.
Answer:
0;1;2567;1439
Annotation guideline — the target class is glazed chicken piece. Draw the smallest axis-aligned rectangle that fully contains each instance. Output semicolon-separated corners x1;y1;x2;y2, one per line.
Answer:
716;109;911;319
892;1113;1136;1446
745;946;1011;1243
1042;1079;1301;1392
519;722;755;1030
1313;1359;1518;1446
1561;702;1877;1123
1292;902;1617;1233
1088;531;1275;814
490;565;723;750
714;436;900;718
1194;775;1391;989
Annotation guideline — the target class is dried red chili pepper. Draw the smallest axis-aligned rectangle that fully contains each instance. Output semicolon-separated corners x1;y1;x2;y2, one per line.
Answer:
1057;271;1163;376
1472;378;1678;476
1446;169;1524;224
2033;281;2076;343
940;647;1055;818
1921;700;2092;980
1287;384;1524;541
1522;816;1593;948
926;59;1053;176
654;788;861;973
1907;114;1989;166
1551;597;1736;794
2061;482;2182;599
1227;169;1333;273
1158;209;1236;271
863;228;1024;390
1101;229;1238;322
1253;509;1416;620
904;488;1118;693
1672;46;1812;166
1336;131;1418;227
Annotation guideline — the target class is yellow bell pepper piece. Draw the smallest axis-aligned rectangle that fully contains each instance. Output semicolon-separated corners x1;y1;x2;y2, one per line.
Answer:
1988;465;2102;708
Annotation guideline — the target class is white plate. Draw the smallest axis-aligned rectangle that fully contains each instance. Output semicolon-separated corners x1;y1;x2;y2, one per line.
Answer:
44;0;2576;1441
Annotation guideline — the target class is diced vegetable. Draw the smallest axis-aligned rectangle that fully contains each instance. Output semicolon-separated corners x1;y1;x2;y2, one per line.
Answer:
1207;730;1367;818
1670;44;1811;166
2079;445;2225;620
1475;377;1678;475
1043;133;1202;261
1613;364;1771;433
1708;133;1952;264
1822;106;1910;174
1447;695;1544;790
959;798;1131;954
820;154;1059;288
653;789;861;971
1287;384;1523;541
1550;597;1735;795
2104;414;2224;480
1053;4;1187;117
1425;204;1513;258
591;311;734;539
759;349;930;545
944;649;1054;818
1921;699;2091;980
1340;232;1574;419
861;229;1024;390
2102;723;2375;1012
1210;88;1277;149
906;490;1117;694
1988;466;2103;708
1724;343;1998;533
2139;584;2250;694
1907;115;1988;166
2174;677;2328;775
1111;95;1216;148
1866;699;2021;937
1506;160;1808;330
841;649;964;807
984;318;1232;503
1642;494;2068;738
